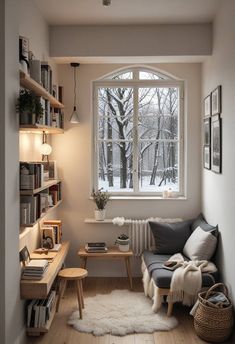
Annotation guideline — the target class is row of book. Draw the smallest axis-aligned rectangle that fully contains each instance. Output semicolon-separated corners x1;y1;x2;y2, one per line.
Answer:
26;290;56;328
85;242;108;253
20;162;44;190
22;259;49;280
20;183;62;225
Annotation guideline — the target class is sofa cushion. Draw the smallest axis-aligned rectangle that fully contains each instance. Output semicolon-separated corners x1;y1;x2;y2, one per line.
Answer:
142;250;219;289
191;213;218;237
183;226;217;260
149;219;193;255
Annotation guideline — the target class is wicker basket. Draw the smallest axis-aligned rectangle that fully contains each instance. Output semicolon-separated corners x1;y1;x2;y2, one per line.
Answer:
194;283;234;343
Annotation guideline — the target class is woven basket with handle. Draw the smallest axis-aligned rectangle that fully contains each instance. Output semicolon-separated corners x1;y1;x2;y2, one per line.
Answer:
194;283;234;343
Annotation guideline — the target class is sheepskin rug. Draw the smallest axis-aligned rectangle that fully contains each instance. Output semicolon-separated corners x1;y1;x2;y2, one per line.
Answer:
68;290;178;336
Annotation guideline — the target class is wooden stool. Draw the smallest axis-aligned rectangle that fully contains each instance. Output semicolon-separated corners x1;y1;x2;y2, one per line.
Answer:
56;268;88;319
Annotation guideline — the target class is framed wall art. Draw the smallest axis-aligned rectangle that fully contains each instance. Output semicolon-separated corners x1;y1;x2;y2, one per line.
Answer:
211;85;222;115
204;117;211;145
203;145;211;170
204;94;211;117
211;114;222;173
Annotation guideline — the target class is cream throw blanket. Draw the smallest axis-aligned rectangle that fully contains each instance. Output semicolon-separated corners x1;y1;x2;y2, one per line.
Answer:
166;253;217;306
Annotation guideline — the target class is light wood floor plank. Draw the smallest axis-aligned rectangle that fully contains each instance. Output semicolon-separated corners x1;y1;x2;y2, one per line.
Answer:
25;277;235;344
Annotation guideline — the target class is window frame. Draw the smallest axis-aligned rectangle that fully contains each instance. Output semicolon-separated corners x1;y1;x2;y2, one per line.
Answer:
92;69;185;198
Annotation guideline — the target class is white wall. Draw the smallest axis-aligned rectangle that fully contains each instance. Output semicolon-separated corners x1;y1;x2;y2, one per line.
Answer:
52;62;201;276
202;0;235;302
50;24;212;58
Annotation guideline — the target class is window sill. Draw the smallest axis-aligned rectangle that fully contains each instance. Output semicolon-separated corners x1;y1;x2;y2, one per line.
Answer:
89;196;187;201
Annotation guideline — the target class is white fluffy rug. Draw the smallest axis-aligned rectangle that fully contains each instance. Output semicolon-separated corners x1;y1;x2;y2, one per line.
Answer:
68;290;178;336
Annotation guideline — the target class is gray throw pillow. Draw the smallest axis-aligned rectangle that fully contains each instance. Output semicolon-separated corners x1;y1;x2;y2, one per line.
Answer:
149;220;193;255
191;213;218;237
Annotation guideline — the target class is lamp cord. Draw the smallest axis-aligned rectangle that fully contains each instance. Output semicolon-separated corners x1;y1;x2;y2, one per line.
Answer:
74;66;77;108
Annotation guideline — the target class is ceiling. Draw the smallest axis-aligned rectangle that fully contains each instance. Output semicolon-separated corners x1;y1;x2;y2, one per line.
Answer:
33;0;220;26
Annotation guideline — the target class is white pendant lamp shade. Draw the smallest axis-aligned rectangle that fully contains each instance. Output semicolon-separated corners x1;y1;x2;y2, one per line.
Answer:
70;62;80;124
40;143;52;156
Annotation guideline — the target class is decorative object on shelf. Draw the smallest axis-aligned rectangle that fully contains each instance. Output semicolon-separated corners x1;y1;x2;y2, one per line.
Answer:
19;246;31;267
211;85;222;116
19;36;29;74
211;114;222;173
70;62;80;124
115;234;130;252
40;131;52;162
204;94;211;117
17;89;44;125
103;0;111;6
91;188;110;221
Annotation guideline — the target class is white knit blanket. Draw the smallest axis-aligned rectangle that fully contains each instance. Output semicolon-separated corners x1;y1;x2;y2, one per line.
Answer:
167;253;217;306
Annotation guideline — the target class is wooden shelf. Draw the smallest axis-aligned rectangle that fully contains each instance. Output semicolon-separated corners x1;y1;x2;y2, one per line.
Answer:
20;70;64;109
20;200;63;232
19;124;64;134
20;179;61;195
26;295;58;336
21;241;70;299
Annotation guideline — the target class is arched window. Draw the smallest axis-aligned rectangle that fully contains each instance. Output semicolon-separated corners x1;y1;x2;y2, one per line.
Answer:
93;67;184;197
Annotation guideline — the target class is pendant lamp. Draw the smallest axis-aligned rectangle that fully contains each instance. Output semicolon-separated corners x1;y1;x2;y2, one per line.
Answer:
70;62;80;123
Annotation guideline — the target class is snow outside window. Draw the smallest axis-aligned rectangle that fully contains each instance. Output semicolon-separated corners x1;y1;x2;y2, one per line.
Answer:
93;68;184;197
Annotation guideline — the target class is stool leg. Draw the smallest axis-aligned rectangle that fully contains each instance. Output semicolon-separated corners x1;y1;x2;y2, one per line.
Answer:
79;280;84;308
56;279;66;312
76;280;83;319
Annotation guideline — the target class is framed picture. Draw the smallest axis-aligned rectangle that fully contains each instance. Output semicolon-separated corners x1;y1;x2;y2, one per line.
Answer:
19;246;30;266
203;146;211;170
211;86;222;115
204;117;211;145
211;114;222;173
204;94;211;117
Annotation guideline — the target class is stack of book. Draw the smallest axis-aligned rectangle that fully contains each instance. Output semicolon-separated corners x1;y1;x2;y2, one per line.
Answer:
26;289;56;328
21;259;49;280
85;242;107;253
20;162;44;190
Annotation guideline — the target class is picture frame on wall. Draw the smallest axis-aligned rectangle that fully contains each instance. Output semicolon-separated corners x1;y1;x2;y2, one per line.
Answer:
204;117;211;145
204;94;211;117
211;114;222;173
211;85;222;115
203;146;211;170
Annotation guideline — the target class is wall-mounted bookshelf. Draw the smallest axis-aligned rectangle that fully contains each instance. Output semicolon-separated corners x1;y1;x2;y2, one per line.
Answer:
19;124;64;134
20;70;64;109
20;179;61;195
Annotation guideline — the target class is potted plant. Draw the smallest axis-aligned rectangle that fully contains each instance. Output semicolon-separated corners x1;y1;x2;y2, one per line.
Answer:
91;188;110;221
17;89;43;125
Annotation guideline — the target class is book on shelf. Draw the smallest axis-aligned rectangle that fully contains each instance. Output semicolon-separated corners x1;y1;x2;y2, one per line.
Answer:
49;182;62;205
26;289;56;328
85;242;108;253
20;162;44;190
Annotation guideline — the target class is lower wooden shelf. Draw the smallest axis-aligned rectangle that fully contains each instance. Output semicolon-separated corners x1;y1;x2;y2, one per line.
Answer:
26;296;58;336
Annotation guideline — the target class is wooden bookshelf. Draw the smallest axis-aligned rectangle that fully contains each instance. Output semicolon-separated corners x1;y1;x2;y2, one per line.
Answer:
20;70;64;109
20;200;63;232
20;179;61;195
21;241;69;299
26;296;58;336
19;124;64;134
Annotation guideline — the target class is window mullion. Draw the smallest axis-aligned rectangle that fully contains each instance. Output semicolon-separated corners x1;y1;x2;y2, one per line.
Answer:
133;86;139;193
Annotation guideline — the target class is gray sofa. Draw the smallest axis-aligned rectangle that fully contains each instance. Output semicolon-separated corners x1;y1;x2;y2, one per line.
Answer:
141;214;219;316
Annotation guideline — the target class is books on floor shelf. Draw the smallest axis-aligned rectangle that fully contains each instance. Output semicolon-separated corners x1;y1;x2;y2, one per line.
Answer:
21;259;49;280
85;242;108;253
26;289;56;328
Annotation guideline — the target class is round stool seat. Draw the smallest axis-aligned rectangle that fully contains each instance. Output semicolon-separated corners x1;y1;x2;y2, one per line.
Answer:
58;268;87;280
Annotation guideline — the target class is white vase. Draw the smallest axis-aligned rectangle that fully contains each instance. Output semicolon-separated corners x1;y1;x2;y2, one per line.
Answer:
94;209;106;221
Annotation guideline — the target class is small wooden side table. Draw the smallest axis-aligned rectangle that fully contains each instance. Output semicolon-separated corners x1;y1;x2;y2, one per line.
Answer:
78;246;133;290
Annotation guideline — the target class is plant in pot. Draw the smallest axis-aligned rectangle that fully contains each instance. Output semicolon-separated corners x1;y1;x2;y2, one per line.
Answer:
91;188;110;221
17;89;43;125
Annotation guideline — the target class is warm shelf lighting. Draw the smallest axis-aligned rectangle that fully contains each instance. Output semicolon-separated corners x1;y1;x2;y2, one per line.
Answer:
40;131;52;162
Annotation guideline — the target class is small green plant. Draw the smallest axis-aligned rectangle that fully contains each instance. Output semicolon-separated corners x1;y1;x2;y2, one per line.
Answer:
17;89;44;122
91;188;110;210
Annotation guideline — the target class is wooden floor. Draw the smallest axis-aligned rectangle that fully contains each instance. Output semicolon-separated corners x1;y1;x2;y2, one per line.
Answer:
26;278;235;344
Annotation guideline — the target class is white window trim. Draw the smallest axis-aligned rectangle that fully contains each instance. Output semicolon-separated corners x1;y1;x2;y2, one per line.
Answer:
92;73;185;198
